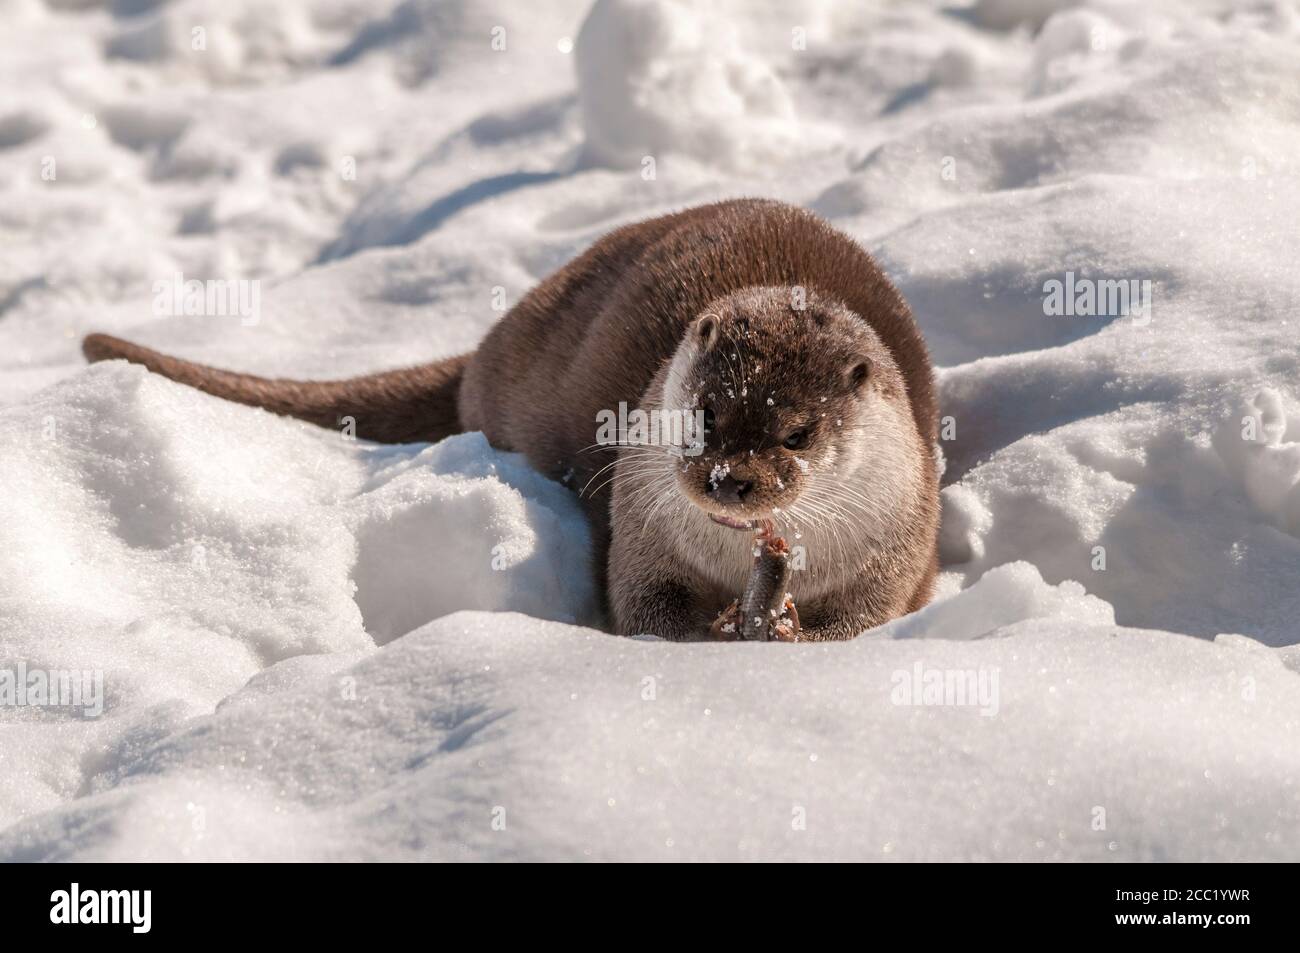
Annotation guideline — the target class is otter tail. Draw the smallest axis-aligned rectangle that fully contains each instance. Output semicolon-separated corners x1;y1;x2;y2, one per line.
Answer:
82;333;470;444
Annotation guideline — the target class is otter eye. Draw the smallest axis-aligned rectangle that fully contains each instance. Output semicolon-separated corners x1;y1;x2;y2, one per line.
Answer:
782;429;809;451
702;407;716;433
849;359;872;389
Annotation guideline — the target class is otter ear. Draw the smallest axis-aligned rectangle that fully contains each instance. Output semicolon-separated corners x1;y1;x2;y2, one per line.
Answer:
848;358;873;390
696;313;720;351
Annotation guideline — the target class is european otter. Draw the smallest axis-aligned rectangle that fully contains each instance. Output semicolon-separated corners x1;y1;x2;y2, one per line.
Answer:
83;198;939;640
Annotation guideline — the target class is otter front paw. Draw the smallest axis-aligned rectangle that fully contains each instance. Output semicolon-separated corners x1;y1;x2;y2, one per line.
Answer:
709;599;743;641
771;597;801;642
712;595;801;641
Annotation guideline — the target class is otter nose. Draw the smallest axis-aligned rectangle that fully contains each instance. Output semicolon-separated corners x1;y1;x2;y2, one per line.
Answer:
707;474;754;504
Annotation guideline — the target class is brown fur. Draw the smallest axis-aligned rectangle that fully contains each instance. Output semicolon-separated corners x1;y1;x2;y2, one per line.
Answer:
81;334;469;444
83;199;939;640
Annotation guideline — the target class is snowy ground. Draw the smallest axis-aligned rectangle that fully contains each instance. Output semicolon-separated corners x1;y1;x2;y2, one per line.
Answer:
2;0;1299;861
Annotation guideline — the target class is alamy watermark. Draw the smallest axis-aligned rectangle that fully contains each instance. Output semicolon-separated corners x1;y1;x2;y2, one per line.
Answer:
595;401;707;457
152;271;261;326
1;663;103;717
890;661;1000;716
1043;271;1151;326
50;884;150;933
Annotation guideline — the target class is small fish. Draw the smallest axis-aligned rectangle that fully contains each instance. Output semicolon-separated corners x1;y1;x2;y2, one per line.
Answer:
738;521;799;642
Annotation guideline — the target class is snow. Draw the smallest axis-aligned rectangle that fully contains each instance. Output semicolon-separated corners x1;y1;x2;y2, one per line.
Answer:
573;0;805;170
2;0;1299;861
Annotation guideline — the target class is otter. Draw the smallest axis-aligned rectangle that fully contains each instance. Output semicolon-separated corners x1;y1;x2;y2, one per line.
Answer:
83;199;939;641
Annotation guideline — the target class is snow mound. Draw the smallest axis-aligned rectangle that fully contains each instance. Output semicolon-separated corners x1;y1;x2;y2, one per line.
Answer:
0;363;596;825
105;0;322;82
1212;389;1300;539
348;432;598;644
4;608;1297;862
876;561;1114;641
574;0;804;170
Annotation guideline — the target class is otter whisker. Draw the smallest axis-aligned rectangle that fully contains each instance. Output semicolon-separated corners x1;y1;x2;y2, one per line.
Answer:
578;448;674;497
589;459;676;500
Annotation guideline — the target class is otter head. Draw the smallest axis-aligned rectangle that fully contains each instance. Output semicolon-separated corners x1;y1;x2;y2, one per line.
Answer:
659;286;919;534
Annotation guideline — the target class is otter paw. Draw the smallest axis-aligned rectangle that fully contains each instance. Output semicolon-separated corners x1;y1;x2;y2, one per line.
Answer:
709;600;743;641
771;597;801;642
